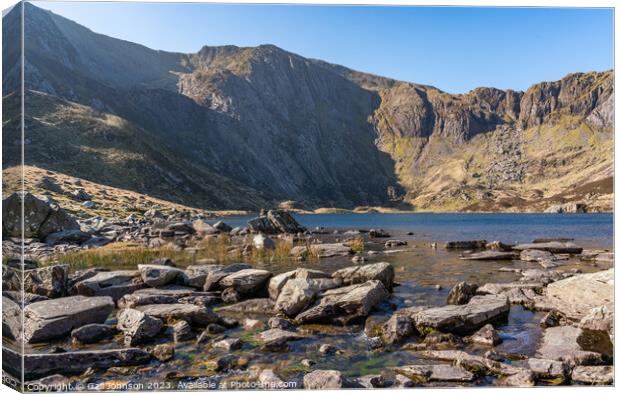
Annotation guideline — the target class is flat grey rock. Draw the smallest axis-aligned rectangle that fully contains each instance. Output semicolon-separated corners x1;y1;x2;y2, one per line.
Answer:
23;295;114;343
2;347;150;379
395;364;474;383
413;294;509;334
536;326;603;367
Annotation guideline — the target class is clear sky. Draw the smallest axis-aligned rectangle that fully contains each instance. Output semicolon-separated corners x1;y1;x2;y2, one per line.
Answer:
32;1;613;93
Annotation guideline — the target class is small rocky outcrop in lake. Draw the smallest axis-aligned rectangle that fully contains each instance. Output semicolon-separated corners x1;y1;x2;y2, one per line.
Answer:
247;210;306;234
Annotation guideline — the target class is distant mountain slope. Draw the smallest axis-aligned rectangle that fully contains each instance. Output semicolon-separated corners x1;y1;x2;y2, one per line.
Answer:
2;3;613;212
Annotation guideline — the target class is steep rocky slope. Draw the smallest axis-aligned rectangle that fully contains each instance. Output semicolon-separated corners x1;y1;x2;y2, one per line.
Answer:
2;4;613;212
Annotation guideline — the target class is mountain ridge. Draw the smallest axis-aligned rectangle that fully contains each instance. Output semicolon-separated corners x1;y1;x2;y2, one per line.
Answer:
2;3;614;212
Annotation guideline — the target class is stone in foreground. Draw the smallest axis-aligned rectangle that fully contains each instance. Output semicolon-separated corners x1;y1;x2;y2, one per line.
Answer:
536;326;604;367
138;264;183;287
303;370;360;389
117;308;163;346
23;296;114;343
2;347;150;379
571;366;613;385
72;270;144;301
395;364;475;383
295;280;389;325
254;328;307;350
220;269;272;294
545;269;613;320
71;323;117;344
526;358;567;382
331;262;395;290
413;295;509;334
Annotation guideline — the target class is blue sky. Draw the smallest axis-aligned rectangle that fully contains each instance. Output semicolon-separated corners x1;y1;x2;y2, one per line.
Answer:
33;2;613;93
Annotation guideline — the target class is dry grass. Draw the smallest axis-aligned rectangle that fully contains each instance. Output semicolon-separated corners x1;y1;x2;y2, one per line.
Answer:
347;238;365;254
52;235;301;271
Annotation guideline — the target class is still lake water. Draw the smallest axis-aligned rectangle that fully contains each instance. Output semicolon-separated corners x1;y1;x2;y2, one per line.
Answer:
223;213;614;248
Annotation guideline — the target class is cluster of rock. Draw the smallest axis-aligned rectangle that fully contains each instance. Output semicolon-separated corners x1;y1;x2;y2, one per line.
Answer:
1;193;316;261
4;242;613;387
2;260;395;379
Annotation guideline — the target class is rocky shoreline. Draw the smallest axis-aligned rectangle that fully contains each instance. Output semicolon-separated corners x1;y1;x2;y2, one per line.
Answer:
2;192;614;389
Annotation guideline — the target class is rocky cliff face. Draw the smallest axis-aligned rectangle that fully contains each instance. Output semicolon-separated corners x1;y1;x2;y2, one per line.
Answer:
2;4;614;211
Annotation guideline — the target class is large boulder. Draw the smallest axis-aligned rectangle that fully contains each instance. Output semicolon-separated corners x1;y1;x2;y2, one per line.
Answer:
203;263;252;291
23;296;114;343
138;264;183;287
219;269;272;294
275;278;316;317
72;270;144;301
117;308;164;346
2;192;79;239
331;262;394;290
268;268;330;300
295;280;389;325
413;294;510;335
181;264;221;288
545;269;613;320
247;210;306;234
2;347;150;380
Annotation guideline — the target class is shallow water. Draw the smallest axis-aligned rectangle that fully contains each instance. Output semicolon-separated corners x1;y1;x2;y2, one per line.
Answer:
13;213;614;388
